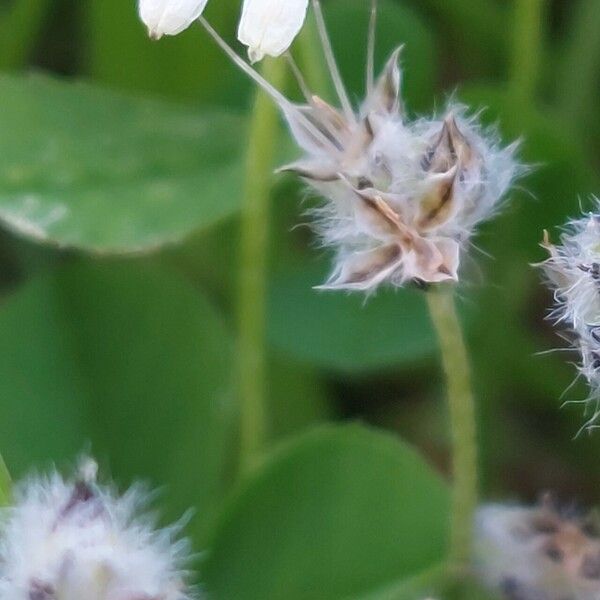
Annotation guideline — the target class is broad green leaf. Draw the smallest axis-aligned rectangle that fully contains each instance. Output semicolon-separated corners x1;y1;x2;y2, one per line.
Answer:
0;74;244;253
0;261;235;544
204;424;449;600
324;0;436;113
267;264;436;373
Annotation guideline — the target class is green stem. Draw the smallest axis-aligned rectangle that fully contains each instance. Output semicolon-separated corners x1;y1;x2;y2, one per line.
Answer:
426;287;478;569
296;11;331;102
556;0;600;130
238;58;287;475
0;0;51;70
509;0;546;105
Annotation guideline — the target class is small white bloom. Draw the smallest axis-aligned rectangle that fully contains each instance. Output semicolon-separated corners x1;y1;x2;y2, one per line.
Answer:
138;0;208;39
238;0;309;63
0;459;192;600
539;204;600;423
476;500;600;600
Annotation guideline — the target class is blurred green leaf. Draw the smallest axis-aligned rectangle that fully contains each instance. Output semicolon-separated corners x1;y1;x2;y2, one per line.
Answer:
204;424;449;600
267;264;436;373
0;261;235;544
323;0;436;113
0;74;245;253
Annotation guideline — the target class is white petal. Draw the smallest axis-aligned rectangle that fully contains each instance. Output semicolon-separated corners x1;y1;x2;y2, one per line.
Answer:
238;0;309;63
138;0;209;39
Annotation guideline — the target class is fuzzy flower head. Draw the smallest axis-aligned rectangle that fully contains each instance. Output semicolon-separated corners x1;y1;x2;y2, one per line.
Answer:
0;459;192;600
540;204;600;422
475;498;600;600
281;50;519;291
161;0;519;291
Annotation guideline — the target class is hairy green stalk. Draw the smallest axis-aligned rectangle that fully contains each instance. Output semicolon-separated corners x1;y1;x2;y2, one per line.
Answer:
510;0;545;105
426;287;478;569
238;58;287;474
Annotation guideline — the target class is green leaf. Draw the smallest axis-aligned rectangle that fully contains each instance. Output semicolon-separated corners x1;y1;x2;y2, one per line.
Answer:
204;424;449;600
267;264;436;373
0;261;235;544
0;74;244;253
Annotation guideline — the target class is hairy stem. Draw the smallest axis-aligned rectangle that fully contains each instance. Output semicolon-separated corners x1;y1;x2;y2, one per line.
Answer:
510;0;546;105
238;58;287;474
426;287;478;569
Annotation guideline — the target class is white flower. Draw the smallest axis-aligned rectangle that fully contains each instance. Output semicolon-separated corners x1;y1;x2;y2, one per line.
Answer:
539;204;600;423
475;500;600;600
237;0;309;63
280;53;520;291
138;0;208;39
0;459;192;600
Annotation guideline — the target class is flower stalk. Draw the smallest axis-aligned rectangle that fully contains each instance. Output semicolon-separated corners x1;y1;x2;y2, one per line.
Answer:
510;0;545;105
238;57;287;474
426;286;478;569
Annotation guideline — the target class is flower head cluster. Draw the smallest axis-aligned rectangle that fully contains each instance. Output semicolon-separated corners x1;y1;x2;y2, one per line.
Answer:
281;55;519;291
138;0;520;291
0;459;192;600
540;205;600;421
138;0;308;63
476;499;600;600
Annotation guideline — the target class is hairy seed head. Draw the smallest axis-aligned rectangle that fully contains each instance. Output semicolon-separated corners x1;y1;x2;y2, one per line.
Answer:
281;50;521;292
0;459;193;600
539;203;600;424
476;498;600;600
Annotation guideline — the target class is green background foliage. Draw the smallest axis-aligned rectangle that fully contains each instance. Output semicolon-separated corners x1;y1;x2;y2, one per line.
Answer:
0;0;598;597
